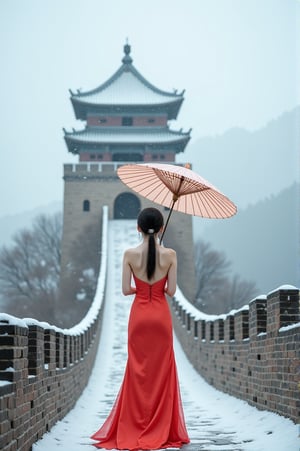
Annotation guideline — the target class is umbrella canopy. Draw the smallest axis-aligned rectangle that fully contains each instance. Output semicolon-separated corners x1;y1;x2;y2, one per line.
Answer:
117;163;237;240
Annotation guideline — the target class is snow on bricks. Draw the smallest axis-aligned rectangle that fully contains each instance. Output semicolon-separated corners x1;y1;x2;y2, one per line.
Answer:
0;207;108;451
171;284;300;423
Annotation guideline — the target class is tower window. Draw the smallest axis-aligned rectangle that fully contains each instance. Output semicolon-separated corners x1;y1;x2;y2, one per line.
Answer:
148;118;155;123
83;200;90;212
152;154;165;161
122;117;133;126
98;118;107;123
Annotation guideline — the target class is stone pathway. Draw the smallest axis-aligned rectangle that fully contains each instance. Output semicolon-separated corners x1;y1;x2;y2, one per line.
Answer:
98;221;245;450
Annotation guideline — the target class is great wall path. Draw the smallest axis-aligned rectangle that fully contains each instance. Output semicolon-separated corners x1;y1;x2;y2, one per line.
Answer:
32;220;298;451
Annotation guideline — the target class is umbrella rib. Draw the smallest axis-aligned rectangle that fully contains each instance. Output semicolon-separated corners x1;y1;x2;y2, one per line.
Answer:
194;191;211;218
204;191;226;218
189;194;196;216
205;190;235;217
122;171;173;207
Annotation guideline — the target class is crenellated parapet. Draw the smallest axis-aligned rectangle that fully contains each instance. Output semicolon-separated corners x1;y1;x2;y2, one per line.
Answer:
0;207;108;451
170;285;300;423
63;161;187;178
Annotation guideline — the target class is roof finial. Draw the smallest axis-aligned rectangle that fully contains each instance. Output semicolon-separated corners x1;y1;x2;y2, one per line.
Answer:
122;39;133;64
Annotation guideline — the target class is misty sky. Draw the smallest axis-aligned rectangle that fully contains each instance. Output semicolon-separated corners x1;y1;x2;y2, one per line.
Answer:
0;0;299;217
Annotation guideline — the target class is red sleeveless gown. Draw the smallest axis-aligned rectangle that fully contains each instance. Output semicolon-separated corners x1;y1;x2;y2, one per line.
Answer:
91;275;190;450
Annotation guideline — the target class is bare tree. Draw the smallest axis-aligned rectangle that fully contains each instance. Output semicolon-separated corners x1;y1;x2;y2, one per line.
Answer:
195;240;230;303
222;274;258;312
58;221;102;327
0;213;62;320
194;239;258;314
0;211;102;326
33;213;61;278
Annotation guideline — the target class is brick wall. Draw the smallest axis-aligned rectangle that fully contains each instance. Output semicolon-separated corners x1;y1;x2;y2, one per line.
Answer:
170;285;300;423
0;208;108;451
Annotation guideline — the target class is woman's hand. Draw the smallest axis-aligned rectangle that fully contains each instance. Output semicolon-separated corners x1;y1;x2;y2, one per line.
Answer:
129;286;136;295
164;250;177;297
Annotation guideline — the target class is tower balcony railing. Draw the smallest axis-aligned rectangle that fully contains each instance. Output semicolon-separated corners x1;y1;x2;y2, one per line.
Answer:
64;161;188;176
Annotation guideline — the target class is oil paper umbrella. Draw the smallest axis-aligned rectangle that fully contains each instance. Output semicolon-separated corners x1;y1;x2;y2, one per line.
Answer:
117;163;237;242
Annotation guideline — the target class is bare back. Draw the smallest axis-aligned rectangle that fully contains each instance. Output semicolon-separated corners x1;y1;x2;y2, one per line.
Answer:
122;241;177;296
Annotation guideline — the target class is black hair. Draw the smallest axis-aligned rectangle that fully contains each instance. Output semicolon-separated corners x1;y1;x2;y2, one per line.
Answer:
137;208;164;280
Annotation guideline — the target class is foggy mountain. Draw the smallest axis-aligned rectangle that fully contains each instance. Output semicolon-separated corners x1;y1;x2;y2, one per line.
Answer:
195;183;299;295
182;106;299;294
179;106;299;210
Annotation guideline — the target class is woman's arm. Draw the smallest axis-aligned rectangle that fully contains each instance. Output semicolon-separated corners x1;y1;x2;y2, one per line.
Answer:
164;250;177;297
122;250;136;296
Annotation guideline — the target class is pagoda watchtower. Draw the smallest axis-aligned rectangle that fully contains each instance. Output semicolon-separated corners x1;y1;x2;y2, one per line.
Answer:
64;43;190;163
61;44;195;301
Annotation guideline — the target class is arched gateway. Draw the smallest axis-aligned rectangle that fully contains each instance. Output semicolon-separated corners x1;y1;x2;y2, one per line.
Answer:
114;193;141;219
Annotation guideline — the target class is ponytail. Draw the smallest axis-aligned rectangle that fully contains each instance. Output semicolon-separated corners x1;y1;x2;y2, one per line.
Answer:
147;234;156;280
137;208;164;280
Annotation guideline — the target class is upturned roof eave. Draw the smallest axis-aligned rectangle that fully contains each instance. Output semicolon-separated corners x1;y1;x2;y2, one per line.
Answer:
64;129;190;150
70;96;183;121
64;140;189;156
64;124;191;137
64;135;190;146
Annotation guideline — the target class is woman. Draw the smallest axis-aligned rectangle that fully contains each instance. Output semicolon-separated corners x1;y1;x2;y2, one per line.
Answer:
91;207;190;450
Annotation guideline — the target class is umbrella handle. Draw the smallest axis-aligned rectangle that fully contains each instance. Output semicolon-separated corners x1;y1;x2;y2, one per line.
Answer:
159;176;184;244
159;201;175;244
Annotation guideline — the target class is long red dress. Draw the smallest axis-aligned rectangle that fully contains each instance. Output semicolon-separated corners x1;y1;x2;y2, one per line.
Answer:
91;275;190;450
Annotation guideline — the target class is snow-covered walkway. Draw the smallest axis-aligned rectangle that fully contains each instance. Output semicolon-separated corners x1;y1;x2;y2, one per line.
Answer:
33;220;299;451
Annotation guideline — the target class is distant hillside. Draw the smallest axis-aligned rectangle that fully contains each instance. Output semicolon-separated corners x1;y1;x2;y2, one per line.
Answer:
195;183;299;294
178;106;299;209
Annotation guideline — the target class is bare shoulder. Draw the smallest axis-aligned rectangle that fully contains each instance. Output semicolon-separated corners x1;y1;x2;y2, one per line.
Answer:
123;246;141;261
124;247;137;257
161;245;176;255
159;246;176;261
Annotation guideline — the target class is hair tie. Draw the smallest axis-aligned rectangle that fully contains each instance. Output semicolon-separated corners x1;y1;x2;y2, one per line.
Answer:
147;228;154;234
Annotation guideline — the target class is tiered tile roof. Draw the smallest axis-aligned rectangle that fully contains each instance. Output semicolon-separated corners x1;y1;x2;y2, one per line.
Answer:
64;44;191;157
69;44;184;120
64;127;190;154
